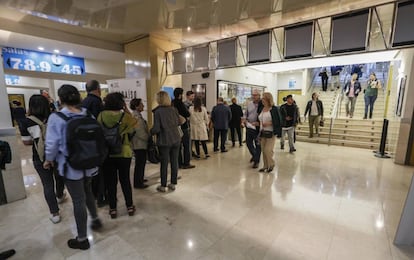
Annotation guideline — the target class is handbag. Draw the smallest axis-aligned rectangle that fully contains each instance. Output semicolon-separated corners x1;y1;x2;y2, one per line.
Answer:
319;119;325;127
260;130;273;138
147;137;160;164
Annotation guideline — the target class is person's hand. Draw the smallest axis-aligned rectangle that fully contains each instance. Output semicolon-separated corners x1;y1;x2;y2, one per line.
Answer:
286;116;292;121
43;160;54;170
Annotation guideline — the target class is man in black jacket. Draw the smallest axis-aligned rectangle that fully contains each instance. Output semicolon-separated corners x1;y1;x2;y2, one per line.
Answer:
229;98;243;147
81;79;106;207
172;88;195;169
304;93;324;138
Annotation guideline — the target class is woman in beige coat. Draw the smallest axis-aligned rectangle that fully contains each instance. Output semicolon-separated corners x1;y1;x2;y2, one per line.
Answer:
189;97;210;159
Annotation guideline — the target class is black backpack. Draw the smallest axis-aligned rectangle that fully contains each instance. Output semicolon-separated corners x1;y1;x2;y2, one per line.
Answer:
56;112;108;170
100;113;125;155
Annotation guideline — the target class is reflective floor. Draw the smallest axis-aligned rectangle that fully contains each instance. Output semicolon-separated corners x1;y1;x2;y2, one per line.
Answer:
1;141;414;260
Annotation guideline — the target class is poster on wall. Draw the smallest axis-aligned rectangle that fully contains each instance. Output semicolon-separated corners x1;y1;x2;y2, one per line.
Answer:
107;78;147;120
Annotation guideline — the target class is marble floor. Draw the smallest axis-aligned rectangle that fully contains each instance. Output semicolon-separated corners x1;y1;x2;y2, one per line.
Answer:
1;141;414;260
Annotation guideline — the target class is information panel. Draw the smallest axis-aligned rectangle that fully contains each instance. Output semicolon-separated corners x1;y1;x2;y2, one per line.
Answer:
2;47;85;75
248;31;270;63
285;22;313;59
393;1;414;47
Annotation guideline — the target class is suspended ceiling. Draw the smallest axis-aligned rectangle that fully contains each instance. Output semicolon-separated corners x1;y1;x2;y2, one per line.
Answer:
0;0;397;61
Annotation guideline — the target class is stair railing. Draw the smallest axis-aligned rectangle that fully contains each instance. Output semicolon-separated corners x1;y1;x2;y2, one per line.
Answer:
328;90;343;145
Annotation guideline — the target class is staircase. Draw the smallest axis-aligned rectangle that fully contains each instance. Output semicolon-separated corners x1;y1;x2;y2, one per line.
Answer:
296;64;397;152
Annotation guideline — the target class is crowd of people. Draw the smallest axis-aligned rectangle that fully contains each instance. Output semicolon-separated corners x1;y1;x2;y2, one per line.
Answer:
15;72;382;252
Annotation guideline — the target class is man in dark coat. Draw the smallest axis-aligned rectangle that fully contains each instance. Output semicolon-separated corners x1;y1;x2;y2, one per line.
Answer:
229;98;243;147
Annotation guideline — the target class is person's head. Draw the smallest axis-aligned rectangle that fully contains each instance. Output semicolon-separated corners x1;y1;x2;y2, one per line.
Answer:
186;91;195;102
28;95;50;121
58;84;81;106
86;79;101;96
41;89;50;99
286;94;293;105
104;92;125;111
262;92;274;107
194;97;202;112
370;72;377;81
231;97;237;104
156;91;171;106
312;92;318;100
252;89;260;102
351;73;358;81
217;97;224;104
173;87;184;100
130;98;144;112
12;100;21;107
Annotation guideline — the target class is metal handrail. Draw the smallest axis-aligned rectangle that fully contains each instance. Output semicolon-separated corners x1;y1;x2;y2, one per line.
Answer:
328;90;343;145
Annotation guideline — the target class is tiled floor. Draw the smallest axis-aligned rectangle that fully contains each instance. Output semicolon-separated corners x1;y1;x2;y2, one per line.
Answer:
1;141;414;260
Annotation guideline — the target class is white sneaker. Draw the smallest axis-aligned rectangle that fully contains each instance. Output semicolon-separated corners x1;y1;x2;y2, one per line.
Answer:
50;214;61;224
57;191;67;204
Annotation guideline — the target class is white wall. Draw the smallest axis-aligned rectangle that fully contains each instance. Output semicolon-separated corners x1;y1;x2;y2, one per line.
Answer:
277;71;304;91
182;71;216;110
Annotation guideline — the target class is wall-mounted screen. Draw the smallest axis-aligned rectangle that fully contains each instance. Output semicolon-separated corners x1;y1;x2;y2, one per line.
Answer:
248;31;270;63
193;46;209;70
173;50;186;73
285;22;313;59
331;10;369;54
217;39;237;67
393;1;414;47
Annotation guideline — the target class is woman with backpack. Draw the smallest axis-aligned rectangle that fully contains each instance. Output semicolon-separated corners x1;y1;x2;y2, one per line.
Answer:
20;94;65;224
98;92;138;219
43;85;103;250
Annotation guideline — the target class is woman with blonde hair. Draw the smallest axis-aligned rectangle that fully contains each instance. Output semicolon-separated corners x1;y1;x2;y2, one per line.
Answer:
258;92;282;173
150;91;182;192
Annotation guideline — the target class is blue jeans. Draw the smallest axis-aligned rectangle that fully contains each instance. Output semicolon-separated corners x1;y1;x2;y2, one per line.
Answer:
364;95;377;118
159;144;180;187
246;128;261;163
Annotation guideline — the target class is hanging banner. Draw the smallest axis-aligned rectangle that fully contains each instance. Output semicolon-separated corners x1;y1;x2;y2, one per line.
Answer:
106;78;148;120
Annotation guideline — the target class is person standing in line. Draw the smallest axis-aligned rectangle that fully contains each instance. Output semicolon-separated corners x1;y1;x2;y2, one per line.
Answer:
150;91;182;192
244;89;264;168
81;79;107;207
44;85;102;250
98;93;138;219
304;93;324;138
229;97;244;147
20;95;66;224
280;95;298;153
130;98;149;189
343;73;362;118
211;97;232;153
319;68;329;91
172;88;195;169
183;90;197;157
258;92;282;173
364;72;382;119
11;101;26;132
189;97;210;159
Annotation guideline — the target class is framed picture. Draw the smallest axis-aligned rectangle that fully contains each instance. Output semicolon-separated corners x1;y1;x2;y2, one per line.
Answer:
396;75;406;117
191;84;206;106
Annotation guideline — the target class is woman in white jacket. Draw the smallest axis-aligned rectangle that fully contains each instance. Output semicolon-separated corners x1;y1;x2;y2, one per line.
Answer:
189;97;210;159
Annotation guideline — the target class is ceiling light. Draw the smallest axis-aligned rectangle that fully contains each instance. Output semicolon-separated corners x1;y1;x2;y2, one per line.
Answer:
67;51;74;55
185;52;191;58
38;46;44;51
54;49;60;53
187;26;191;32
134;61;140;66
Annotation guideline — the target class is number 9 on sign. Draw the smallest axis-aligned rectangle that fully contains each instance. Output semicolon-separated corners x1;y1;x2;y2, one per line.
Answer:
39;61;51;72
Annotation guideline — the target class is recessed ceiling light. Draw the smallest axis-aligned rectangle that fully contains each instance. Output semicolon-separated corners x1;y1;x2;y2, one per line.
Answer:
187;26;191;31
67;51;74;55
54;49;60;53
38;46;44;51
134;61;139;66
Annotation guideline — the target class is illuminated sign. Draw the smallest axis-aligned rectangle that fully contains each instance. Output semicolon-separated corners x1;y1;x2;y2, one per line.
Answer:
2;47;85;75
5;75;20;85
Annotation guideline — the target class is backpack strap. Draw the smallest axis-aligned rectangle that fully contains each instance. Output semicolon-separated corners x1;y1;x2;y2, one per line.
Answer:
101;112;125;128
55;111;70;121
27;115;46;161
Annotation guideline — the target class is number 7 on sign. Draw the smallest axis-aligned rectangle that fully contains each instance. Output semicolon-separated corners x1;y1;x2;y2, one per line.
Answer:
10;58;22;69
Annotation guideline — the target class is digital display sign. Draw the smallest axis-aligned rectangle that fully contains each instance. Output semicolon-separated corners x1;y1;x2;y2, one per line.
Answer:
2;47;85;75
